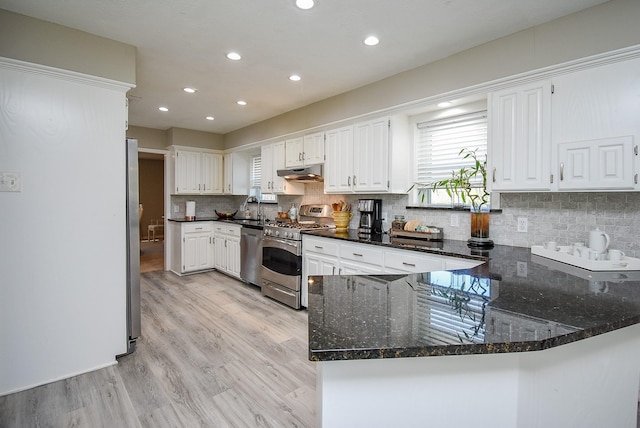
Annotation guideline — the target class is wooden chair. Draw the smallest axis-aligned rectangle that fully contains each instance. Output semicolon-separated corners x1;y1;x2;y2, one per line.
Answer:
148;219;164;242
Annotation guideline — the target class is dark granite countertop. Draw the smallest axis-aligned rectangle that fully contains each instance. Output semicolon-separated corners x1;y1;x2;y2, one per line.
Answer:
168;217;265;229
306;229;640;362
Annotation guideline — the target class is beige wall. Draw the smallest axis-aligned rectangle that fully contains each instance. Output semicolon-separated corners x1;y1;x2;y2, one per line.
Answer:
167;127;224;150
224;0;640;149
0;9;136;84
127;126;168;150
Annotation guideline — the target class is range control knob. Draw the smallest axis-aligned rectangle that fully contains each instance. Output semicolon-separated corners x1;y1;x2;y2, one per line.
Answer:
275;230;280;237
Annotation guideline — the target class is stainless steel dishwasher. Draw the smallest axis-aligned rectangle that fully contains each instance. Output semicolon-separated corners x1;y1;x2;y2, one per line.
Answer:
240;226;263;287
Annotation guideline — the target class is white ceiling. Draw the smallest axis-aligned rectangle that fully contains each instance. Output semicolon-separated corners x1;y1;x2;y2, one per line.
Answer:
0;0;608;134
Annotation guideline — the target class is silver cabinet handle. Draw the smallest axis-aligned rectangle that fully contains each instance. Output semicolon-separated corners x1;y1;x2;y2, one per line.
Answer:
492;167;496;183
347;176;351;186
314;246;323;249
403;262;416;267
299;152;302;161
332;266;335;275
302;151;306;160
560;162;564;181
353;175;357;186
353;253;363;257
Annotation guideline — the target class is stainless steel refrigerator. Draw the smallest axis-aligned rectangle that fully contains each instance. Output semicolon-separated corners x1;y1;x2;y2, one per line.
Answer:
124;138;141;355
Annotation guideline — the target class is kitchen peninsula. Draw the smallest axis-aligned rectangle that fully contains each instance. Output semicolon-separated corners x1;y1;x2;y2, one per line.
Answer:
307;238;640;428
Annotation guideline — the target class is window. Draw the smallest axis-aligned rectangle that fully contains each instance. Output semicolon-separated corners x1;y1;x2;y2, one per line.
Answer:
412;111;487;206
250;154;261;189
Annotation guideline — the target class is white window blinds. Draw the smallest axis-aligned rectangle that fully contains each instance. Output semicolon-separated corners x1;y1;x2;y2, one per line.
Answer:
415;111;487;188
250;155;262;188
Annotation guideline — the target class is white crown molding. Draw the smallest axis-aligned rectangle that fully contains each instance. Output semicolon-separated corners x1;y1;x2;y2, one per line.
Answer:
0;56;135;93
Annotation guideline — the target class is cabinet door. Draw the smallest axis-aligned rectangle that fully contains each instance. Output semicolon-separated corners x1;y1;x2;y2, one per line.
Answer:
261;144;274;193
226;236;241;278
340;259;384;275
303;132;325;165
557;136;635;190
285;137;304;168
223;153;233;194
271;141;287;193
175;150;201;194
213;233;227;271
324;125;354;193
353;118;389;192
302;252;339;308
183;232;213;272
552;58;640;148
202;153;223;194
489;81;551;191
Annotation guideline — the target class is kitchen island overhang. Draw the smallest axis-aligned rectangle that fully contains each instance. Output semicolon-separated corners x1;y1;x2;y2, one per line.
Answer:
308;247;640;428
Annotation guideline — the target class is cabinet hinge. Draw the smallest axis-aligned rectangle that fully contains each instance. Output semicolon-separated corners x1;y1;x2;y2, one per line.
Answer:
125;98;129;108
183;237;185;243
551;84;555;94
550;174;554;184
635;174;638;185
387;180;390;189
634;145;638;156
388;119;391;128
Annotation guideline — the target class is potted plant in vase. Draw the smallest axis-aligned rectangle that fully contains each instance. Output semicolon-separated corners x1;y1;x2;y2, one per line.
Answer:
410;148;492;247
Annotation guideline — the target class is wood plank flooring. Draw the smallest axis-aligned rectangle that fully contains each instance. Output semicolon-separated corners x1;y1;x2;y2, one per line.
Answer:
0;270;315;427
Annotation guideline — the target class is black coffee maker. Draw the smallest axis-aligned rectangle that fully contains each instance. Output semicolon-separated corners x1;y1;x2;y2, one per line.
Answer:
357;199;383;237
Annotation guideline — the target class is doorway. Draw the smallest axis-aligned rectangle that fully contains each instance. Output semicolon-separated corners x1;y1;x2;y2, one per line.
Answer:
138;151;166;272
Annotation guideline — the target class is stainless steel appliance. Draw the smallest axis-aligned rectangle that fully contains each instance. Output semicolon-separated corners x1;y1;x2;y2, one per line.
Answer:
357;198;383;238
261;204;333;309
241;226;263;286
124;138;141;355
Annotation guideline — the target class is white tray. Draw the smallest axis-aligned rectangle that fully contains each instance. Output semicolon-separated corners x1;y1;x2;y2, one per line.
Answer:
530;246;640;271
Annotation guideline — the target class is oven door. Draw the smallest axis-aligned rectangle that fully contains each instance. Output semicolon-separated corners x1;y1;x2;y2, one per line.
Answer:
261;237;301;292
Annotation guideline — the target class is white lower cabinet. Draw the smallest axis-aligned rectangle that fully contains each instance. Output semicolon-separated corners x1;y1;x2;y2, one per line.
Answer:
170;221;214;275
301;235;484;307
213;223;242;279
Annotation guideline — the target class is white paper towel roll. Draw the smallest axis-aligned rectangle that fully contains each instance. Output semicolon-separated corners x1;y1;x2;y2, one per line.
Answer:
186;200;196;217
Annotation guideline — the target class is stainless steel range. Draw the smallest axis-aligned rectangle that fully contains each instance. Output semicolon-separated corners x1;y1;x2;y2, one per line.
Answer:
261;204;333;309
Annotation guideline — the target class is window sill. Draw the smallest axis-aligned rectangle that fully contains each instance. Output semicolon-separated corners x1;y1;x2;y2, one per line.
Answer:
406;205;502;214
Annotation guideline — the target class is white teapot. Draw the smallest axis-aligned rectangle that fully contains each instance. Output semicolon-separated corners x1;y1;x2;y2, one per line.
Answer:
588;227;610;253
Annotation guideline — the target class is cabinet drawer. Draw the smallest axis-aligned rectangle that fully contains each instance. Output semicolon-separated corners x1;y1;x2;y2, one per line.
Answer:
340;242;383;265
304;237;339;256
384;249;443;273
183;222;213;234
225;225;242;237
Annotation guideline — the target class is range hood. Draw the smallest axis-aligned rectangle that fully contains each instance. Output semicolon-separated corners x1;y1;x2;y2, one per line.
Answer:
277;165;324;182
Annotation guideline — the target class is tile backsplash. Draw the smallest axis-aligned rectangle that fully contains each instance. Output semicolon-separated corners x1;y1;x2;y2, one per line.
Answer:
170;186;640;258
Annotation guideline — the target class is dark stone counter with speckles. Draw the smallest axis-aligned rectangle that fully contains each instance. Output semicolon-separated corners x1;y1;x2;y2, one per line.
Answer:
306;229;640;362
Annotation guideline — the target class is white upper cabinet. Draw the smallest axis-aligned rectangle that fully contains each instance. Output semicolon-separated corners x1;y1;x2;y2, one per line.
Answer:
223;152;249;195
324;115;409;194
284;132;325;168
556;136;635;190
261;141;304;195
551;58;640;191
488;80;552;191
324;125;354;193
170;146;223;195
353;118;390;193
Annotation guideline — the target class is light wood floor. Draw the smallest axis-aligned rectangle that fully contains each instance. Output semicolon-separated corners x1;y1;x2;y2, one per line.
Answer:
140;240;165;273
0;270;316;427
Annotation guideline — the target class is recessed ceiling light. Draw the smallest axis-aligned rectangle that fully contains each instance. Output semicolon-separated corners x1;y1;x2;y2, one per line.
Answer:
289;74;301;81
205;116;214;121
226;52;241;61
237;100;247;106
364;36;379;46
295;0;315;10
158;106;169;112
438;101;452;108
183;87;197;93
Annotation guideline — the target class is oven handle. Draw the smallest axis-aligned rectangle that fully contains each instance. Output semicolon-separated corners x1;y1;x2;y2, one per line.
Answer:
263;236;301;253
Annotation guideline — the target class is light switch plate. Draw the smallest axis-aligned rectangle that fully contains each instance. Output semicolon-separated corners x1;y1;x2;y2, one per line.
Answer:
450;214;459;227
0;172;21;192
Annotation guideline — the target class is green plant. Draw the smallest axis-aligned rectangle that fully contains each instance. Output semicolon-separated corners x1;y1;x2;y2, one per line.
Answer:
409;148;489;212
